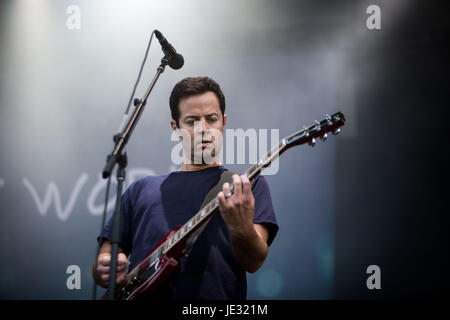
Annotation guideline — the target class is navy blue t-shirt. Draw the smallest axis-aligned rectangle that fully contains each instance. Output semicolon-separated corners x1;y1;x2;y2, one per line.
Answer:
100;166;278;300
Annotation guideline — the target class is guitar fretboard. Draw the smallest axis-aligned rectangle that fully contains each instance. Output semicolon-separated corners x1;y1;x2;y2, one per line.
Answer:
142;111;344;268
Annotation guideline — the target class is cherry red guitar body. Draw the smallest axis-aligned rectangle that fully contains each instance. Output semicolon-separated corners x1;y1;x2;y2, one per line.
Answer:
101;226;186;300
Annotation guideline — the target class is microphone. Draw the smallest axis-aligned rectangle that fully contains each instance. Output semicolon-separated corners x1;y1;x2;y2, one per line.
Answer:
154;30;184;70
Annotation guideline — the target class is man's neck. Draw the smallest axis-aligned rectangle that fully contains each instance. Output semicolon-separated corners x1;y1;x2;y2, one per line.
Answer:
179;162;222;172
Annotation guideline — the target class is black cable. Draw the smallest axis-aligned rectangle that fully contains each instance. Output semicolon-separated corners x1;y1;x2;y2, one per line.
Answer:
124;31;155;115
92;31;156;300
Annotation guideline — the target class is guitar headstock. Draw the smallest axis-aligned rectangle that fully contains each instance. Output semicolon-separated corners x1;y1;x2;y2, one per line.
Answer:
284;111;346;150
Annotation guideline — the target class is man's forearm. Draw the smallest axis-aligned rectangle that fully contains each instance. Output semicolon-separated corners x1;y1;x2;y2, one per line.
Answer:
230;226;269;273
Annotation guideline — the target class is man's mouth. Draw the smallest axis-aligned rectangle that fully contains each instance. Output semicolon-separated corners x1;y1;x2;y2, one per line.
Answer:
201;141;212;147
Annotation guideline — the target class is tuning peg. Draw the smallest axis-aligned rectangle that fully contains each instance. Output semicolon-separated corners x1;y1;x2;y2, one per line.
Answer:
303;126;309;137
325;114;332;126
320;133;328;141
314;120;321;132
308;138;316;147
333;128;341;135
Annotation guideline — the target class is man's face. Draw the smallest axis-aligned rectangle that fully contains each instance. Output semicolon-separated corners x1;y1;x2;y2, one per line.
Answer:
171;91;226;164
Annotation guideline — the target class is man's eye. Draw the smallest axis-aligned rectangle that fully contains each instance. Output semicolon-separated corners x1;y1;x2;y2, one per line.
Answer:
208;118;217;122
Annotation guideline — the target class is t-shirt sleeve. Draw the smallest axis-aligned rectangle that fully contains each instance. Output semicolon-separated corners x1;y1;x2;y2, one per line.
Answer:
97;186;133;255
251;175;279;246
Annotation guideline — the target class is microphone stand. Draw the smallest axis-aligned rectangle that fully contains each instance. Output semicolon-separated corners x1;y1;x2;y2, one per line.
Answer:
102;57;169;300
107;150;126;300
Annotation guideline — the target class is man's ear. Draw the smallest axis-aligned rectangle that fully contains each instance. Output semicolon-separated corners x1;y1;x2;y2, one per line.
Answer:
171;119;183;141
223;114;227;130
170;119;177;131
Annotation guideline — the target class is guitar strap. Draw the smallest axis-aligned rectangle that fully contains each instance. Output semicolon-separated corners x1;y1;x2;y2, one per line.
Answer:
184;170;236;253
201;170;236;209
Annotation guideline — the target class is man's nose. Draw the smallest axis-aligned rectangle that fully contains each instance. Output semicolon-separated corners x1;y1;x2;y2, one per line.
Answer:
195;119;209;134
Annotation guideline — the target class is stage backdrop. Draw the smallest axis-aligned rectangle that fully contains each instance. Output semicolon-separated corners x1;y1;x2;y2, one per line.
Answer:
0;0;448;299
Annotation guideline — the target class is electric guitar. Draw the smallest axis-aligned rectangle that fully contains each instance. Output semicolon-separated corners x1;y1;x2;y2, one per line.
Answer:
102;111;346;300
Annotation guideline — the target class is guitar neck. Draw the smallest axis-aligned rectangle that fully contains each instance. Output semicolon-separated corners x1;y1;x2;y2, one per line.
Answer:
139;111;345;267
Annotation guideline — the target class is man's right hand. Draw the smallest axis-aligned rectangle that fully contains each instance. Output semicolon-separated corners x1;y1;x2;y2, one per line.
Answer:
94;252;129;288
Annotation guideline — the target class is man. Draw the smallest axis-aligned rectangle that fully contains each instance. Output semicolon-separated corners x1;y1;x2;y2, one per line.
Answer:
93;77;278;299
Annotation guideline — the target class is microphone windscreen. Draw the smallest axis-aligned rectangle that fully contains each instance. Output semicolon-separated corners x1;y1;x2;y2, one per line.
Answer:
169;53;184;70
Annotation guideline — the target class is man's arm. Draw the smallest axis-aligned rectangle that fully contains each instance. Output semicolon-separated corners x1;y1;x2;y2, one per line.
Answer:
229;223;269;273
92;239;129;288
218;174;270;273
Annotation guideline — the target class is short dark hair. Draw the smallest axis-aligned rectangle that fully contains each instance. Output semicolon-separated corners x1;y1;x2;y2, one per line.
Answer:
169;76;225;127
